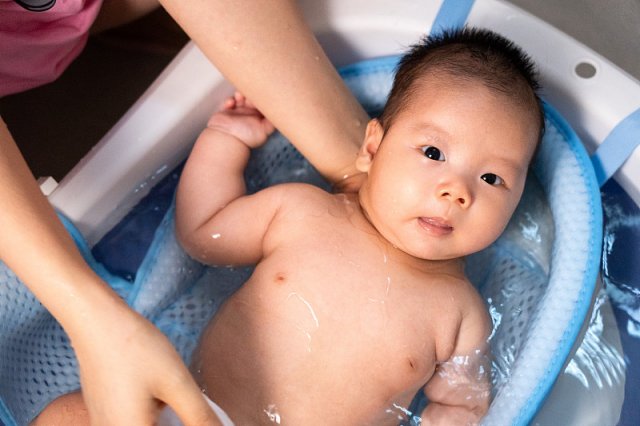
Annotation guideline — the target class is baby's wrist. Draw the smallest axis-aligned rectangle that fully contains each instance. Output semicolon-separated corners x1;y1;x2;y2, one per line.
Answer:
202;126;254;150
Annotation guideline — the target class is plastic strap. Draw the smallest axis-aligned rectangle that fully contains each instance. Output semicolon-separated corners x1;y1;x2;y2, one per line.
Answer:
0;398;16;426
591;107;640;187
430;0;475;34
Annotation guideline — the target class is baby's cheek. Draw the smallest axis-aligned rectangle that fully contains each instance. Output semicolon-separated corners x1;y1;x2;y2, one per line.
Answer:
472;213;508;251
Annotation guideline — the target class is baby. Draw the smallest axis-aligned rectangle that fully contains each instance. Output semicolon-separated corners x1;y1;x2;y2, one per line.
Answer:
174;28;544;425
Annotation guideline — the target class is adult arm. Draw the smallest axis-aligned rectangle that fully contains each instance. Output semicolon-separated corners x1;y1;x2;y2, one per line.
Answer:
0;117;219;425
159;0;369;190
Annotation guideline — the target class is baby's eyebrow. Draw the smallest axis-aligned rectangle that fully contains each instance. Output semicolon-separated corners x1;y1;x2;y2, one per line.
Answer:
409;123;452;147
491;156;525;175
411;122;449;138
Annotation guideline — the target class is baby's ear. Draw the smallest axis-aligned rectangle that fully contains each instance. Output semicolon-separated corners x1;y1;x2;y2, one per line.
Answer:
356;119;384;173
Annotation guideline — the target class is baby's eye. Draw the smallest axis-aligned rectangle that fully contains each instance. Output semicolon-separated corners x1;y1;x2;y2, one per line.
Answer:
422;146;445;161
481;173;504;186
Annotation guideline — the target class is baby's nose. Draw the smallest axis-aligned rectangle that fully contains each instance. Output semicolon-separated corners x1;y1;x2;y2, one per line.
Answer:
438;181;472;208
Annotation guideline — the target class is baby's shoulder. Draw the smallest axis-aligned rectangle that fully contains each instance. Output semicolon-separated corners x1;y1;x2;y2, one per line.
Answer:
268;182;334;208
456;277;492;349
425;268;475;300
270;183;356;213
258;183;341;229
430;274;491;361
439;274;487;322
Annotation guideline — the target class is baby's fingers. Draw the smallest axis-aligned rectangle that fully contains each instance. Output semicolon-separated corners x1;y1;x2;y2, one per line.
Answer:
221;92;248;110
233;92;247;107
221;92;259;112
222;96;236;110
234;92;265;112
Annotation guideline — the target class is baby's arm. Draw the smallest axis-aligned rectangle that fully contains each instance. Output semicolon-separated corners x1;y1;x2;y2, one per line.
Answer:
421;290;492;425
176;93;277;265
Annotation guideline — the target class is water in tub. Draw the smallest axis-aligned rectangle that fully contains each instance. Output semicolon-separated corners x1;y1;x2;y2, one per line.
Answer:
598;179;640;426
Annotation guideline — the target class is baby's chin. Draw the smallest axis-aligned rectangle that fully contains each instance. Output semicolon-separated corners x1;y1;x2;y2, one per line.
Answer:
399;237;497;262
397;244;466;263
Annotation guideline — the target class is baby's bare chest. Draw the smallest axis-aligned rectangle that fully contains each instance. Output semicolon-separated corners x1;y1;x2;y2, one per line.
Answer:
231;232;464;377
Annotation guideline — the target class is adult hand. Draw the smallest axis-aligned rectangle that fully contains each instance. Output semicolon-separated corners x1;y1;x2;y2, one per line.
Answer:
1;117;218;425
70;298;221;425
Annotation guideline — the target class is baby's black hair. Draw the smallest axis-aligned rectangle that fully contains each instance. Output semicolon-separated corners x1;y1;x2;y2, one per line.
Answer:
379;27;545;142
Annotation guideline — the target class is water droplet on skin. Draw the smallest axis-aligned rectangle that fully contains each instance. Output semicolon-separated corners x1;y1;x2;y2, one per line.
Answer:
385;403;413;422
287;292;320;328
286;292;319;352
264;404;281;423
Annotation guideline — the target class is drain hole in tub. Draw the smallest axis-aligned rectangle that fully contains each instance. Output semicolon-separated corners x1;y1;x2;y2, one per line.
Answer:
575;61;597;79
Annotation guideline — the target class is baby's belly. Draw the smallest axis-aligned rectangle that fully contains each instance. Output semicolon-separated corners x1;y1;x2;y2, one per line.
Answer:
191;276;433;425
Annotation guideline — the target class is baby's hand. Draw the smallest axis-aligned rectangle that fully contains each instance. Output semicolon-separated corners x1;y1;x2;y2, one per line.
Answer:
207;92;275;149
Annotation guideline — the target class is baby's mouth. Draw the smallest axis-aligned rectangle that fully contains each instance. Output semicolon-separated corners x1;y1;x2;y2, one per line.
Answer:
418;217;454;236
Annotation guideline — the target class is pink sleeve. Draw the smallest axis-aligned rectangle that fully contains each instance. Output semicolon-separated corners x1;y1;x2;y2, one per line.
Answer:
0;0;103;97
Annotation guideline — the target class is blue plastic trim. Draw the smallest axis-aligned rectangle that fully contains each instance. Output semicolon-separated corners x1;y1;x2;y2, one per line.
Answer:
430;0;475;34
517;102;603;424
0;397;17;426
338;55;400;77
591;107;640;187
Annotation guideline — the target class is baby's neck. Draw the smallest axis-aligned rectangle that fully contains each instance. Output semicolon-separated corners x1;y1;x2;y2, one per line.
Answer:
380;238;466;276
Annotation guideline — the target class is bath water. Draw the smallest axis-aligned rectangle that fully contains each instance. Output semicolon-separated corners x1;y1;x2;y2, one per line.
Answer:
600;179;640;425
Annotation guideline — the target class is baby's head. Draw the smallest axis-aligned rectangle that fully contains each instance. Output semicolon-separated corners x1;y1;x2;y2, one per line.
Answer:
356;28;543;261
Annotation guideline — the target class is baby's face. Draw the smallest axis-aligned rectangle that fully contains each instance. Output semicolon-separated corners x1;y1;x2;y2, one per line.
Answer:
357;76;539;260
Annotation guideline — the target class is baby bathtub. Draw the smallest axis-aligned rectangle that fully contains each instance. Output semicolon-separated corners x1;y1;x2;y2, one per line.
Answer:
20;0;640;424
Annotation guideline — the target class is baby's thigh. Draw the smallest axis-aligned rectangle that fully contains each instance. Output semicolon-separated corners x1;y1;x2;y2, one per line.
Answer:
31;391;89;426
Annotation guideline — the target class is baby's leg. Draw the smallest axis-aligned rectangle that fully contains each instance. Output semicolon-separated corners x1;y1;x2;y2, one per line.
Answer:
31;391;89;426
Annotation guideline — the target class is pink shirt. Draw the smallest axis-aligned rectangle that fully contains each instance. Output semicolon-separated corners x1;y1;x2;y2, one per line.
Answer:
0;0;102;97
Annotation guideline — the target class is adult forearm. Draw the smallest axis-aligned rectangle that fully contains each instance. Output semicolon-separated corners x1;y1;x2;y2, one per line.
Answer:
0;118;124;334
159;0;369;183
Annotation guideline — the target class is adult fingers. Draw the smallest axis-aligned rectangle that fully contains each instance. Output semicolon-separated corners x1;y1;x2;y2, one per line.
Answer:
158;374;222;426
